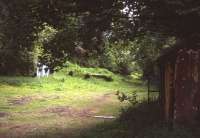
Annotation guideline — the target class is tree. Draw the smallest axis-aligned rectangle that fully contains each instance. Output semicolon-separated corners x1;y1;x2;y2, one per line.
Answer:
134;0;200;39
0;0;133;75
0;0;43;75
0;0;78;75
1;0;198;76
133;34;175;78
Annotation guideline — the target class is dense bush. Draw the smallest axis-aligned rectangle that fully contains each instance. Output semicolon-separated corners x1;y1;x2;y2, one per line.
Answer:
0;49;36;76
97;34;174;77
99;40;136;75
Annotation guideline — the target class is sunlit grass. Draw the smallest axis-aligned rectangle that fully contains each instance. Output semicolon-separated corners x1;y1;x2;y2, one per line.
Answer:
0;63;148;138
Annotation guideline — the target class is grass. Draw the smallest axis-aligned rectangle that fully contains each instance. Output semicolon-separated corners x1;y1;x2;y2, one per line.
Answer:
0;63;147;138
1;63;195;138
78;101;200;138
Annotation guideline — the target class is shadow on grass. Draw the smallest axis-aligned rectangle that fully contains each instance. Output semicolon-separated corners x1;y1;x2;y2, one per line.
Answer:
79;101;162;138
79;101;200;138
20;101;160;138
0;76;38;87
0;76;59;88
13;101;200;138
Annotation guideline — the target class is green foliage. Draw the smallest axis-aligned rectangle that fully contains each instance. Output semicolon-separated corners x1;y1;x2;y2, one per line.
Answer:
2;0;196;77
132;34;176;78
137;0;200;39
37;23;58;45
38;18;79;70
117;91;138;105
0;0;79;75
98;34;174;78
1;0;137;76
59;62;115;79
100;40;136;75
0;0;43;75
33;23;58;67
0;49;36;76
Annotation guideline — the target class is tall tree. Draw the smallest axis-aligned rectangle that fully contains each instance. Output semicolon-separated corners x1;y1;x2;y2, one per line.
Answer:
135;0;200;40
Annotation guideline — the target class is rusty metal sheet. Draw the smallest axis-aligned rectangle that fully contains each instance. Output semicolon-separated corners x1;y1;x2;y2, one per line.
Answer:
164;62;174;122
174;48;200;125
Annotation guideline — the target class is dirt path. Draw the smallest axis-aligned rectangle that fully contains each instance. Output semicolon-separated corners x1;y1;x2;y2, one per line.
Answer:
41;93;115;118
0;93;118;138
0;112;8;118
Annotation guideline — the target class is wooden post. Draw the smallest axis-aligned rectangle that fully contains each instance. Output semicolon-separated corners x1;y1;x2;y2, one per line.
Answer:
148;77;150;103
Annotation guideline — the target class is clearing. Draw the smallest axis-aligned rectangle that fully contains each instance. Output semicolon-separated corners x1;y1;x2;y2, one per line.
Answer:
0;64;147;138
0;64;198;138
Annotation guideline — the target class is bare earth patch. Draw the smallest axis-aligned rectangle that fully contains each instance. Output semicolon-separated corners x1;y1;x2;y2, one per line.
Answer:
8;95;61;106
43;93;115;118
95;93;113;103
43;106;94;117
0;133;7;138
0;112;8;118
8;96;33;106
0;122;38;138
1;93;118;138
8;124;38;138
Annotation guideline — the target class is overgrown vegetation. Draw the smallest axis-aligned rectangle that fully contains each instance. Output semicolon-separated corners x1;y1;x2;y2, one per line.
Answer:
1;0;188;76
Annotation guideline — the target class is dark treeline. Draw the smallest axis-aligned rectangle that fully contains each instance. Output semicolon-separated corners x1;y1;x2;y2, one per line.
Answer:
0;0;199;76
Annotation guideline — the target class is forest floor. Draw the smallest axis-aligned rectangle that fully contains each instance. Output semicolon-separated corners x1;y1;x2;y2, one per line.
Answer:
0;63;198;138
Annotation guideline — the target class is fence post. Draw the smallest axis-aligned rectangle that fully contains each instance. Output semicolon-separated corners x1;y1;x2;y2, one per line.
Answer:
148;77;150;103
